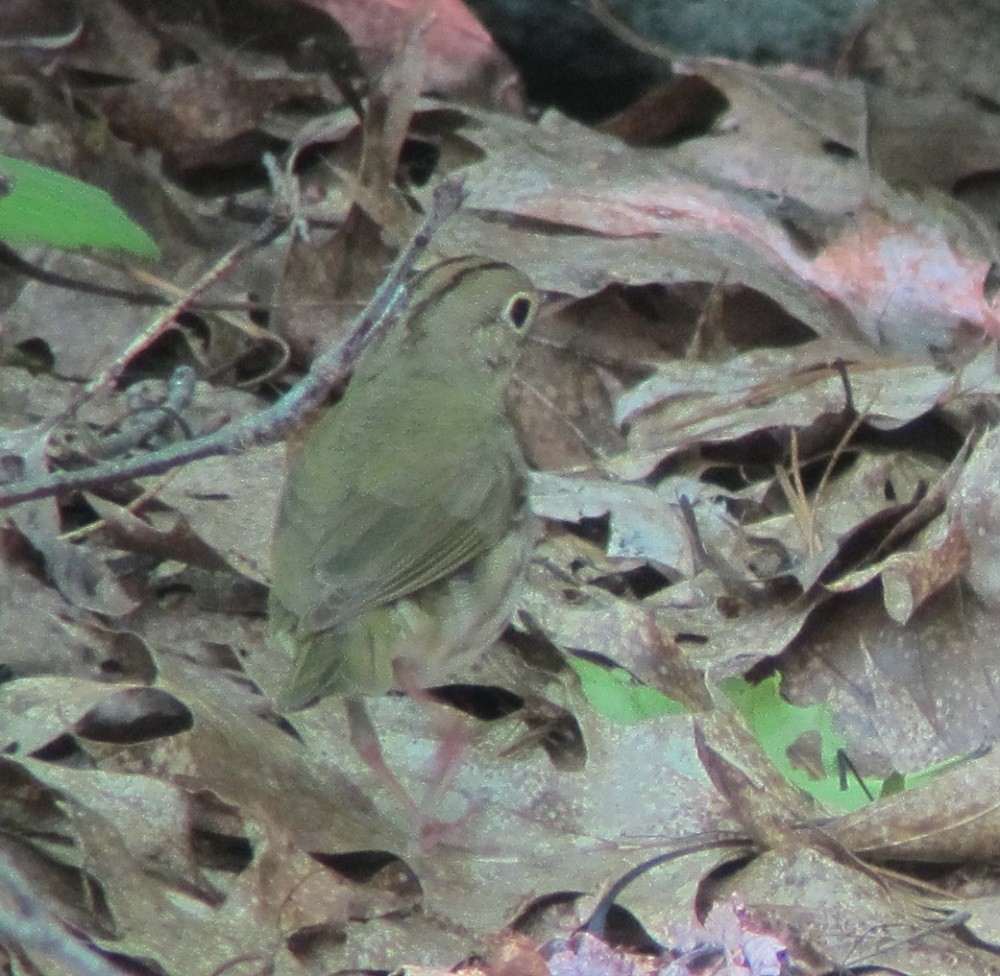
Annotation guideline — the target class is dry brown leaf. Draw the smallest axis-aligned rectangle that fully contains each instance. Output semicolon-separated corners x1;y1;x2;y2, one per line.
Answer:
781;584;999;773
99;65;322;171
830;747;1000;863
149;441;285;584
714;846;999;975
947;424;1000;609
441;106;1000;353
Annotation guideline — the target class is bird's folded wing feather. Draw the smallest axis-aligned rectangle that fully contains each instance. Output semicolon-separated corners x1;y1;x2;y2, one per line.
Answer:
275;410;524;633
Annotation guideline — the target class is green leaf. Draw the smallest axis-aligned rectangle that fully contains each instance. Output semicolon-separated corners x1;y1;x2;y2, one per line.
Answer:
570;655;687;723
573;652;964;810
719;673;882;812
0;154;159;258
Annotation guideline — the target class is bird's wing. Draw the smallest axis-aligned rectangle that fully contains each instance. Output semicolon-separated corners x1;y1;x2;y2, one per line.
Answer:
272;395;525;633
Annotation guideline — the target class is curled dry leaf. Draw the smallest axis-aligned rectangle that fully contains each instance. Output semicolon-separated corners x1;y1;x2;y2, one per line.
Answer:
830;745;1000;864
946;424;1000;609
442;106;1000;354
73;686;194;743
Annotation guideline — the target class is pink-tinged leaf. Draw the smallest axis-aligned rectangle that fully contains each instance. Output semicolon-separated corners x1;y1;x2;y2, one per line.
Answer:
807;205;1000;350
512;181;998;351
301;0;520;103
453;106;999;351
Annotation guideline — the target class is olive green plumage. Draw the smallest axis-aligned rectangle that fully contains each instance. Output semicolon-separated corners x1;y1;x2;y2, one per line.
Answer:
269;256;538;711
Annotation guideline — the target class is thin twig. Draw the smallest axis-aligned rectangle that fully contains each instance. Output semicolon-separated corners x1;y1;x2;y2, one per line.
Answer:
85;217;287;395
0;177;468;509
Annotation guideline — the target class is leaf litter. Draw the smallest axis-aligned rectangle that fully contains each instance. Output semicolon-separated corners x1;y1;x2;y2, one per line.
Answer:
2;1;1000;974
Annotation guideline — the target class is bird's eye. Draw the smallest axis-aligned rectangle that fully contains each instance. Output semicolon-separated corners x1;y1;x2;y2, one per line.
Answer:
505;293;535;330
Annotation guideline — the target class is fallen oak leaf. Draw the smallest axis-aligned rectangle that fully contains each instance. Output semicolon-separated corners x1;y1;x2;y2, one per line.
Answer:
828;744;1000;864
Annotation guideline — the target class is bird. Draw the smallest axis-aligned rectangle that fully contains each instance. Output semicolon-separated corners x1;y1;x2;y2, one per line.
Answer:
268;255;538;818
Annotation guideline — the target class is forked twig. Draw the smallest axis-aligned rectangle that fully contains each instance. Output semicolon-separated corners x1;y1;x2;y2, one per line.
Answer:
0;177;468;508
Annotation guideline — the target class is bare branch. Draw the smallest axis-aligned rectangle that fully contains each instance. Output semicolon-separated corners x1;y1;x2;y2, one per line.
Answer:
0;177;468;509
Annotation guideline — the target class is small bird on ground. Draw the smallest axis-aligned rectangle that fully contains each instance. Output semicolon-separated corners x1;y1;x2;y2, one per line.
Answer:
269;255;538;821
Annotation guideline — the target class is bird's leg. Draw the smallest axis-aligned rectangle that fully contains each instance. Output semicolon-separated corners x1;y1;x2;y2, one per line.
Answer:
344;695;421;820
391;658;474;804
344;693;481;850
